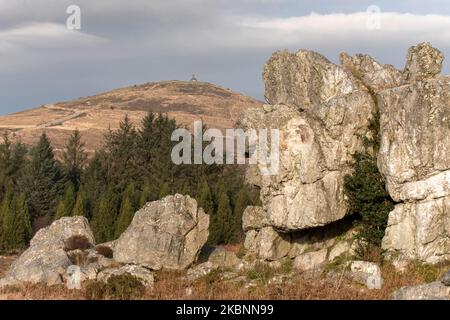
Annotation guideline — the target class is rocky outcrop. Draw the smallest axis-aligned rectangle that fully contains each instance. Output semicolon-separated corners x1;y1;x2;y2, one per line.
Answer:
0;217;95;287
240;42;450;270
377;44;450;266
238;102;374;232
114;194;209;270
238;47;374;265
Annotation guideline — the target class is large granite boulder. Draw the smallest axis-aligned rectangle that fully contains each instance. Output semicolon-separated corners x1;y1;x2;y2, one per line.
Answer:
0;217;95;287
113;194;209;270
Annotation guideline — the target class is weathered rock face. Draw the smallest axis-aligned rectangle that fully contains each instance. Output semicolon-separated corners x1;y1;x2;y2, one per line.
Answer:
114;194;209;270
238;100;374;231
403;43;444;82
244;213;356;270
241;48;377;232
263;50;362;111
340;52;403;93
382;196;450;264
0;217;95;287
377;79;450;202
377;44;450;265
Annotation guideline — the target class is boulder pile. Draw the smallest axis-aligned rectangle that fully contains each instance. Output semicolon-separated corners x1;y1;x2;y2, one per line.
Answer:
0;194;209;289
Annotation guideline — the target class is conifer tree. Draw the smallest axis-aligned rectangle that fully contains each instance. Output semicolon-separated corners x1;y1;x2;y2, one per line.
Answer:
72;186;88;217
139;180;156;207
54;182;76;220
21;133;63;221
158;182;170;199
0;182;13;250
209;189;233;244
5;194;31;250
104;115;139;191
197;179;213;215
81;151;108;218
62;129;87;187
114;183;137;238
91;186;118;243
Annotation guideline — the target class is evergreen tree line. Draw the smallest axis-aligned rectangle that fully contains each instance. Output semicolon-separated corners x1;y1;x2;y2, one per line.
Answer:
0;113;260;252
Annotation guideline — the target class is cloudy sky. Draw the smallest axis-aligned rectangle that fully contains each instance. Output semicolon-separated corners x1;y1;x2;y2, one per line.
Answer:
1;0;450;115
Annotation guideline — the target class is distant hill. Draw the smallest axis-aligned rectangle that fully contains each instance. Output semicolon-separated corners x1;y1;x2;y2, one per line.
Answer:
0;80;262;155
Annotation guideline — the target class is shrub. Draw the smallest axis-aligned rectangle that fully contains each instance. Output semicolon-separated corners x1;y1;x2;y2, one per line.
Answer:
64;235;93;251
246;262;275;286
84;273;145;300
344;112;395;256
84;280;107;300
199;268;223;285
105;274;145;300
406;261;441;283
95;245;113;259
280;258;293;274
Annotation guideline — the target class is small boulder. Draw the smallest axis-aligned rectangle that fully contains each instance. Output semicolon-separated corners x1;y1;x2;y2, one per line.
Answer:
392;281;450;300
349;261;382;290
442;270;450;286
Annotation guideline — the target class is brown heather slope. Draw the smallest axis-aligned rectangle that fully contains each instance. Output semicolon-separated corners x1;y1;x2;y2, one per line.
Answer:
0;81;262;155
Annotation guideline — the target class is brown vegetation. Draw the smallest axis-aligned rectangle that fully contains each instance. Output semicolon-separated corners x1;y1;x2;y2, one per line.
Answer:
0;253;448;300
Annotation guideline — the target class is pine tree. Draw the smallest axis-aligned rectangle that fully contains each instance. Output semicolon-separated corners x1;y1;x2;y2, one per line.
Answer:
158;182;170;199
91;186;118;243
54;182;76;220
197;179;213;215
0;182;13;251
139;180;156;207
209;189;233;245
5;194;31;251
0;132;12;198
104;115;139;191
21;133;63;221
62;129;87;187
81;151;108;218
72;186;88;217
114;183;137;238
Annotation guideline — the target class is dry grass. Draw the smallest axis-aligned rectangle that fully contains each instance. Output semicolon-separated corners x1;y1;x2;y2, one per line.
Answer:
0;254;448;300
